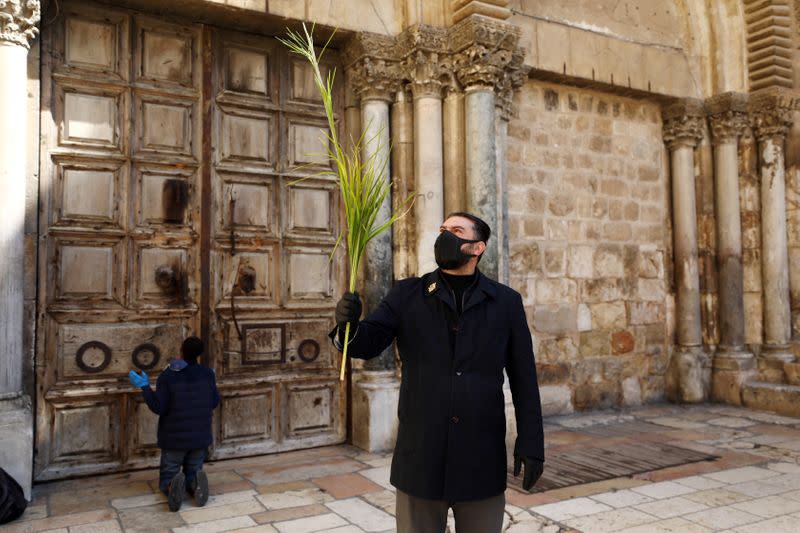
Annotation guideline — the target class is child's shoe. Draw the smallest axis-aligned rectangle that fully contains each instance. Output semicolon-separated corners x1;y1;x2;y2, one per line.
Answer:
192;471;209;507
168;472;185;512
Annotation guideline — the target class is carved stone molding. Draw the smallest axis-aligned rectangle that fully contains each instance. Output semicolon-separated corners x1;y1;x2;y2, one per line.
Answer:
662;99;705;150
748;87;799;141
344;32;402;102
0;0;40;48
706;93;749;145
452;0;512;25
449;15;520;90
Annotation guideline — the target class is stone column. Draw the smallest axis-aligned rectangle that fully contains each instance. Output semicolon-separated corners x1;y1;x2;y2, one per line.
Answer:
451;16;521;281
707;93;755;404
361;93;394;371
400;26;448;274
749;89;799;379
443;87;465;215
391;89;415;279
0;0;39;500
663;100;710;403
412;87;444;275
344;34;401;452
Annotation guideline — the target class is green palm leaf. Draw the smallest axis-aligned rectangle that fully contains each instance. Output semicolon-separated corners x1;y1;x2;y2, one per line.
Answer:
279;24;414;381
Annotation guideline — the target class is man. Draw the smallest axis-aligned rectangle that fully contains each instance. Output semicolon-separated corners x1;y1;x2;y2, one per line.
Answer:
128;337;220;512
332;212;544;533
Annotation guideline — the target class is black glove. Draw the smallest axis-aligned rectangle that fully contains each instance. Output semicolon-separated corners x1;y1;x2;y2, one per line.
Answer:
335;292;362;333
514;454;544;492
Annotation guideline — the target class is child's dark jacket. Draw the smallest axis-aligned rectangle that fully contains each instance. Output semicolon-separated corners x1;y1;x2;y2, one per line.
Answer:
141;360;220;450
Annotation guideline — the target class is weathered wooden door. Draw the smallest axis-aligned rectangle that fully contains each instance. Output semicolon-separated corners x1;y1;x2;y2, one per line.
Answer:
35;1;345;481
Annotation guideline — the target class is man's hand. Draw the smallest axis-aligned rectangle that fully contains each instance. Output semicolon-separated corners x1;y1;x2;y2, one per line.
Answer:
514;454;544;492
335;292;362;332
128;370;149;389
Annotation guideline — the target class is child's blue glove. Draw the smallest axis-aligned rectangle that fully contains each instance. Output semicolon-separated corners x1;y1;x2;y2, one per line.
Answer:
128;370;149;388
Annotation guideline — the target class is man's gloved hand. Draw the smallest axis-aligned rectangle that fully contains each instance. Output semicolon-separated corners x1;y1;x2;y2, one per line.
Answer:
335;292;362;332
514;454;544;492
128;370;149;389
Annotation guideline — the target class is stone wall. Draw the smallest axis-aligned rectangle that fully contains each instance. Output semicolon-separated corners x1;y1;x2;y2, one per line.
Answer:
506;80;671;414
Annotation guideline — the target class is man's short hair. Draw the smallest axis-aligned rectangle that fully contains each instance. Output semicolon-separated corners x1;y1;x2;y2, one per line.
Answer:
181;336;204;362
446;211;491;243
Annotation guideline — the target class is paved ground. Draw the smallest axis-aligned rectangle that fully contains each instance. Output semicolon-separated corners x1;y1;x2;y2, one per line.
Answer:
8;403;800;532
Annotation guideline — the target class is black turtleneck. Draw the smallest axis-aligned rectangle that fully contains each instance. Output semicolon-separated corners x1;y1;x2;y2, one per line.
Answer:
440;270;477;315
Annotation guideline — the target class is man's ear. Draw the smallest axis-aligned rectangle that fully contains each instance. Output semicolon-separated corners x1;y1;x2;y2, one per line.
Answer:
473;241;487;256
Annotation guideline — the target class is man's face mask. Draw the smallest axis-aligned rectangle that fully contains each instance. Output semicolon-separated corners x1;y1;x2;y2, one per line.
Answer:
434;230;481;270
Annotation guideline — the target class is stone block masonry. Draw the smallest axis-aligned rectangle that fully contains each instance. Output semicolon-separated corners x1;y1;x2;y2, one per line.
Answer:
507;81;670;413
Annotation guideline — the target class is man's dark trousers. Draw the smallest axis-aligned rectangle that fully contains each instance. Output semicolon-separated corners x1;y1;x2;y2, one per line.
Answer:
395;490;505;533
159;449;206;495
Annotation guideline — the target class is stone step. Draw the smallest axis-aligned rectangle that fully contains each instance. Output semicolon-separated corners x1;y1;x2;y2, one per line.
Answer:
742;381;800;417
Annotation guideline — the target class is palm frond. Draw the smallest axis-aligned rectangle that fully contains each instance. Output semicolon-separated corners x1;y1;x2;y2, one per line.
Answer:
281;23;415;381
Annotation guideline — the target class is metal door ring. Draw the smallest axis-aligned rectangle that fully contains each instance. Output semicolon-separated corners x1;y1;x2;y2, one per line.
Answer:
132;343;161;370
298;339;320;362
76;341;112;373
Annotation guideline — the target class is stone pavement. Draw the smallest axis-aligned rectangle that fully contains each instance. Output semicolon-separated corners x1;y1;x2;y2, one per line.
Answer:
7;403;800;532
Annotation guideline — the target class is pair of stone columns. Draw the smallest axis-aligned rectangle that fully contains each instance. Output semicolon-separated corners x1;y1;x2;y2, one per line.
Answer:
664;90;798;404
0;0;40;499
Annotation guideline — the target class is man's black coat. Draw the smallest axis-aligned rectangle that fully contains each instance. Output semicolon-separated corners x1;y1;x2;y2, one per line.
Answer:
338;269;544;502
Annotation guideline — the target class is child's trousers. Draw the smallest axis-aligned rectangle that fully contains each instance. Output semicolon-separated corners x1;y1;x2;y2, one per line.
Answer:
159;449;206;495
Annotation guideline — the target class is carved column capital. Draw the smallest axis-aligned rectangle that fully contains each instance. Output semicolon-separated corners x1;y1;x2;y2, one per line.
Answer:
662;99;705;150
344;32;402;102
706;93;749;145
0;0;40;48
449;15;520;91
496;47;527;120
748;87;799;142
397;24;449;99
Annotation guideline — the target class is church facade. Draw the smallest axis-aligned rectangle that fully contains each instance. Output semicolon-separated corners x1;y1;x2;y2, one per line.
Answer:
0;0;798;497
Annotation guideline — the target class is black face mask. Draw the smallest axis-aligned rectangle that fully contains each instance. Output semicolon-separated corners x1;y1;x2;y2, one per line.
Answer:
434;230;481;270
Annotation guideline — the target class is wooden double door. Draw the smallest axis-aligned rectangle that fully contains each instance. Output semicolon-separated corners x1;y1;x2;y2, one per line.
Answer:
35;0;345;480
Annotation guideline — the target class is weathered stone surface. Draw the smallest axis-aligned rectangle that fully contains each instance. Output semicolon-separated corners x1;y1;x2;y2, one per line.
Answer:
536;278;577;304
629;302;665;325
573;382;621;411
589;302;626;330
579;330;611;357
543;246;566;277
539;385;574;415
536;362;570;385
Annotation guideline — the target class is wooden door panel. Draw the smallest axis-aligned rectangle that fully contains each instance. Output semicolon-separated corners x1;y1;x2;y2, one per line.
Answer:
218;107;276;169
54;160;125;228
285;382;338;438
222;178;278;235
287;118;334;169
52;237;124;305
219;389;275;442
134;165;196;227
134;92;198;160
284;246;336;304
134;18;199;90
56;82;126;152
47;398;121;475
57;322;185;380
219;249;278;303
285;180;338;240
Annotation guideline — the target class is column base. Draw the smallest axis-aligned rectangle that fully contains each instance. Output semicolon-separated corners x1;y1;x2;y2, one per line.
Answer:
758;345;796;382
711;351;755;406
0;395;33;500
668;346;711;404
351;370;400;453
